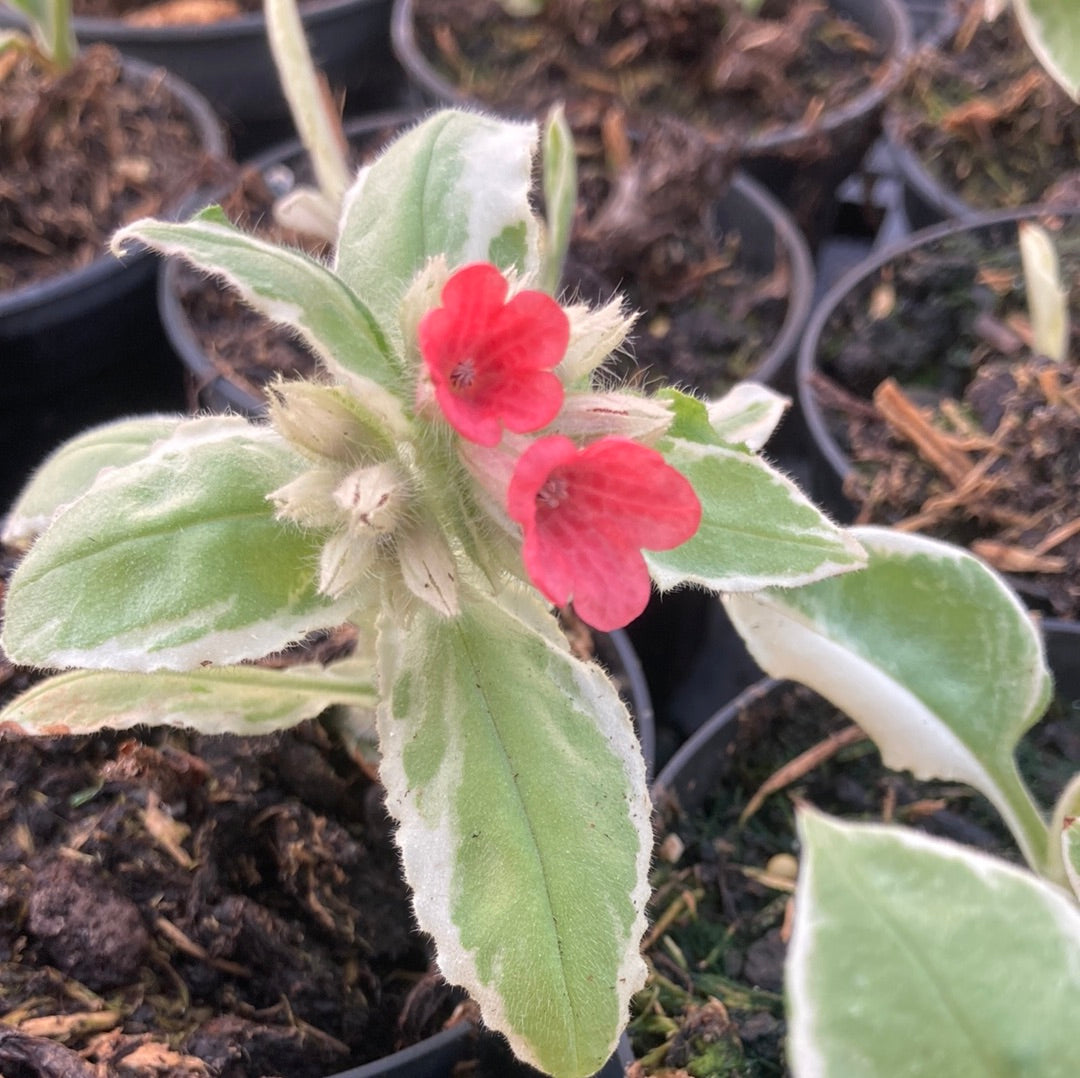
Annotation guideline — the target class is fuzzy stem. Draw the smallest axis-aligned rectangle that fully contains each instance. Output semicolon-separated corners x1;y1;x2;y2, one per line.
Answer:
263;0;350;208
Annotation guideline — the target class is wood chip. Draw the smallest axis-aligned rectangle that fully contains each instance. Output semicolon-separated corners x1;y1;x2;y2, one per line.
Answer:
17;1010;120;1040
739;724;867;826
873;378;973;487
970;540;1067;574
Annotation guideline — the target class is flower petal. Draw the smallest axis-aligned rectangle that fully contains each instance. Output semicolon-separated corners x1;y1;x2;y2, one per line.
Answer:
508;436;701;630
417;263;568;446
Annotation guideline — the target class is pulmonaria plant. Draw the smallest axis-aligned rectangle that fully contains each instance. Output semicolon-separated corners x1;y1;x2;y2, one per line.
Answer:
0;108;864;1078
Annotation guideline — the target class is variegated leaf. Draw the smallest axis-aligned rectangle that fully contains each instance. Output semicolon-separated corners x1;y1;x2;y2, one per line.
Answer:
377;583;650;1078
2;417;355;672
725;527;1053;870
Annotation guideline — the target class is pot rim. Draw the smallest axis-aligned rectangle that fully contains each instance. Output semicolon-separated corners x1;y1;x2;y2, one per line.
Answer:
390;0;914;154
728;171;815;387
0;0;390;43
795;202;1080;487
0;52;227;318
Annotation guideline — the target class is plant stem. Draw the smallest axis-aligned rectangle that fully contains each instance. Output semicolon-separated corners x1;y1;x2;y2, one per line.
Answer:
263;0;350;208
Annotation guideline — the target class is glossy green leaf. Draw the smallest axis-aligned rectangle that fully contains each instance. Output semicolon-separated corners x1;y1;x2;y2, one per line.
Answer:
1014;0;1080;100
789;811;1080;1078
646;424;865;592
3;415;182;548
335;110;541;334
0;656;376;735
724;527;1053;869
111;208;404;408
377;582;651;1078
1;417;355;672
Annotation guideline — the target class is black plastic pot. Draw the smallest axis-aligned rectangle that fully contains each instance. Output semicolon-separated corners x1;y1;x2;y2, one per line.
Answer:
0;0;401;143
884;5;1074;230
795;204;1080;523
390;0;912;246
654;617;1080;815
0;55;227;511
325;1023;634;1077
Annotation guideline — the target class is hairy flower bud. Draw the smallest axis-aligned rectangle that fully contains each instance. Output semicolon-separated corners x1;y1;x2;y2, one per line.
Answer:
268;380;389;463
334;462;410;536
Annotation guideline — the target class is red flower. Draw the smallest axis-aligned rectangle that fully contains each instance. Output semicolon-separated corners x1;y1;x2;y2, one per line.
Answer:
507;436;701;631
418;263;569;446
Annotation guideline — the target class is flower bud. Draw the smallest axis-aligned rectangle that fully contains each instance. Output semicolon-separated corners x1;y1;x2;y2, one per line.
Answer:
557;295;637;386
550;391;673;443
269;469;342;528
396;514;460;617
334;462;410;536
319;529;379;599
268;380;380;462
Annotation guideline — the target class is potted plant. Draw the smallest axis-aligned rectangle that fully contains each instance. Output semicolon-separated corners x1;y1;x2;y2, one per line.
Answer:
887;0;1080;227
0;0;228;507
0;0;402;150
637;531;1080;1073
0;103;864;1076
796;206;1080;622
390;0;912;244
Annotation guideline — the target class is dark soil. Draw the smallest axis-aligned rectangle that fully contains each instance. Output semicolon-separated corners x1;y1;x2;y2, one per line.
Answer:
0;44;223;293
632;672;1080;1075
809;213;1080;620
891;0;1080;210
411;0;887;152
0;538;640;1076
563;108;791;395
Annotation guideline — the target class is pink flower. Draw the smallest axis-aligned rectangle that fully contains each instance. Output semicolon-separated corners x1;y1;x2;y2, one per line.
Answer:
507;436;701;631
418;263;569;447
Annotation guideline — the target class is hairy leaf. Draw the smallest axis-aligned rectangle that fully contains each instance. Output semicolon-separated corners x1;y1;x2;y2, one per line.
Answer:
2;417;355;672
377;583;650;1077
789;811;1080;1077
725;527;1053;869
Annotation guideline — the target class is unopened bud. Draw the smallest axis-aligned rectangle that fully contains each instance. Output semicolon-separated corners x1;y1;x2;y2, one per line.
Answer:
318;529;378;599
334;462;409;535
396;514;460;617
269;469;342;528
268;380;379;462
557;295;637;386
551;391;673;443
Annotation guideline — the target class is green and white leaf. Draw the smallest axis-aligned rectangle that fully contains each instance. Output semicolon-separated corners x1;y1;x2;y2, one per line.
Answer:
539;104;576;295
335;110;541;336
1049;770;1080;889
1013;0;1080;101
0;655;376;736
3;0;75;66
2;415;182;548
788;811;1080;1078
703;382;789;450
647;396;865;591
111;208;404;419
377;582;651;1078
1064;817;1080;901
724;527;1053;870
1019;220;1069;361
1;417;356;672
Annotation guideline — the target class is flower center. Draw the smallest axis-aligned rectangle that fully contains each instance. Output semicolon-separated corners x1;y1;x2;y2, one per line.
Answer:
537;476;569;510
449;357;476;391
